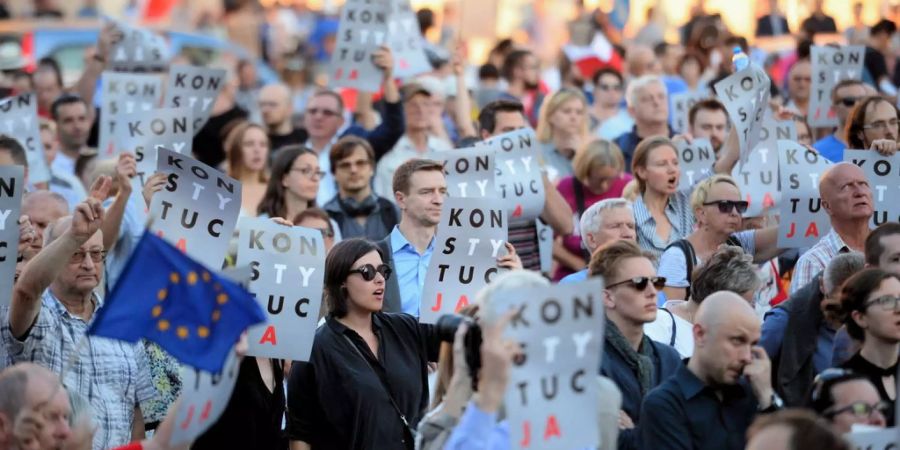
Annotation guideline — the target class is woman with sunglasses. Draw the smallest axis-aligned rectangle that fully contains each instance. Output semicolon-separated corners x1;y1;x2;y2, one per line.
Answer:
656;175;783;301
591;68;633;140
838;268;900;426
287;238;442;450
845;96;900;156
808;369;888;434
589;239;681;450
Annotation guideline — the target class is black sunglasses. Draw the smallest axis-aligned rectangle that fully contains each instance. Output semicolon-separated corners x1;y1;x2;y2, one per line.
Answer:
703;200;749;214
838;97;862;108
348;264;392;281
606;276;666;291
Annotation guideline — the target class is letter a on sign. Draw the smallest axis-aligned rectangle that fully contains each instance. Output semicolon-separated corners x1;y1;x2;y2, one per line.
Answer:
259;326;278;345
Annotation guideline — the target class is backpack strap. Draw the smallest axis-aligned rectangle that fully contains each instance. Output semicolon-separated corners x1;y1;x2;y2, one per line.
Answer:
664;239;697;300
725;234;742;248
660;307;677;347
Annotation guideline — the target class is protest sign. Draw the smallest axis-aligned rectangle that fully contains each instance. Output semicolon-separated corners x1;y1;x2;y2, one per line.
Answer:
0;94;49;184
330;0;390;92
670;91;709;134
163;65;226;134
0;166;23;307
99;72;163;158
675;138;715;192
108;19;169;73
149;149;241;270
844;150;900;226
809;45;865;128
713;64;771;165
477;128;546;222
777;140;833;248
843;427;898;450
236;217;325;361
386;0;431;78
419;196;508;323
537;219;553;276
732;112;796;217
428;145;495;198
490;279;606;450
114;108;194;190
169;350;240;446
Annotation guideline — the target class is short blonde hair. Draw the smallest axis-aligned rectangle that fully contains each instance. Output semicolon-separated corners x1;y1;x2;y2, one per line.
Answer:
690;174;741;211
573;139;625;182
535;88;589;142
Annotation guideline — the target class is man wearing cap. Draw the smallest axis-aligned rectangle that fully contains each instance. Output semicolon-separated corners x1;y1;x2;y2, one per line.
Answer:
374;80;453;202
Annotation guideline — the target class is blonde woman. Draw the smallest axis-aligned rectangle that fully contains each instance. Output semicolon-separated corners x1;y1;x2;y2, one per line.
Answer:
535;88;590;183
655;174;784;301
553;139;633;280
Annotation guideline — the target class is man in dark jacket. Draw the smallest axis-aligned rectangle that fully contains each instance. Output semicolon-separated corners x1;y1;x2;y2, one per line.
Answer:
760;252;864;406
590;240;681;450
756;0;790;37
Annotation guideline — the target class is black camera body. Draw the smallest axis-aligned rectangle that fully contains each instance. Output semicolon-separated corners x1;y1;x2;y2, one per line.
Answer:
435;314;483;389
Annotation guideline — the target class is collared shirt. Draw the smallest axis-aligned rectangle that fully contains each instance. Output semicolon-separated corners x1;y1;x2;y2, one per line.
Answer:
633;191;695;259
308;135;342;206
51;152;77;177
790;228;849;294
390;226;434;316
2;290;156;450
104;190;148;294
595;109;634;141
640;362;760;450
813;134;846;163
287;313;440;449
374;134;452;202
49;170;86;211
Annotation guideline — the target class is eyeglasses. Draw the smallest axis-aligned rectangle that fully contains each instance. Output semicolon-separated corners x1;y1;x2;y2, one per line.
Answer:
863;295;900;311
837;97;862;108
703;200;749;214
335;159;371;171
606;276;666;291
348;263;392;281
290;167;325;179
70;250;107;264
597;83;623;92
306;108;341;118
825;401;891;419
862;118;900;131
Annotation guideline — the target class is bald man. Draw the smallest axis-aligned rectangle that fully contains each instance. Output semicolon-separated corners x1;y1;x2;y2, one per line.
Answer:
258;83;308;156
790;162;873;293
0;363;72;450
639;291;782;450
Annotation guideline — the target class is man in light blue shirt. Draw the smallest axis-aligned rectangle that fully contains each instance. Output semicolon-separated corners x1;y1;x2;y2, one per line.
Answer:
813;79;867;162
376;159;447;315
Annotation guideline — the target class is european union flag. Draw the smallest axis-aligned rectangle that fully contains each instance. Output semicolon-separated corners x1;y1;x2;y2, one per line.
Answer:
88;232;266;372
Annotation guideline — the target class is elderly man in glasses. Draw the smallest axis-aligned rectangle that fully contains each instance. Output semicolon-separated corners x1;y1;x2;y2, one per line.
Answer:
589;239;681;450
808;369;888;434
3;192;155;450
791;162;874;294
813;80;868;163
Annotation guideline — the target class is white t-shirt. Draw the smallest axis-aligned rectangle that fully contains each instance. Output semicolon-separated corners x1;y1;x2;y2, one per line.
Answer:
645;300;695;357
656;230;757;289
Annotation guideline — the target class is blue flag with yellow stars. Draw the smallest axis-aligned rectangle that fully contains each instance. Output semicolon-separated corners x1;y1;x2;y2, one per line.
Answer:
88;232;266;373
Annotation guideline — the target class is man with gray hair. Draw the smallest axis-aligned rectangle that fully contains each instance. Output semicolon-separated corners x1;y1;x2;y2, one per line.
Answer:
613;75;674;169
760;252;866;406
0;362;72;450
560;198;636;284
3;189;155;450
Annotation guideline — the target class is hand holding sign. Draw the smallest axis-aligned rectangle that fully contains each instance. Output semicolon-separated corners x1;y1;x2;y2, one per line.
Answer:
372;46;394;82
870;139;899;156
777;140;833;248
116;152;137;196
476;310;519;413
844;149;900;226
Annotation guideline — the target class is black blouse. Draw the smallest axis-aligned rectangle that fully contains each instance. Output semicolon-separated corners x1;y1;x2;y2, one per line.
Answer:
840;351;897;426
192;358;286;450
287;312;441;450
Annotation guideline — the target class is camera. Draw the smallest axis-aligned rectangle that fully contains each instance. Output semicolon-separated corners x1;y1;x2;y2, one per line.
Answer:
435;314;483;388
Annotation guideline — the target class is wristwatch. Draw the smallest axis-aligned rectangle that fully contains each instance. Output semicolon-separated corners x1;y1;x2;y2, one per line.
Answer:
758;392;784;413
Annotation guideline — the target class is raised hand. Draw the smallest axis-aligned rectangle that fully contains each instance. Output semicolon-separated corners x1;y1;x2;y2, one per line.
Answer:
142;173;168;208
744;346;774;408
116;153;137;195
69;198;105;244
497;242;522;270
372;46;394;81
89;175;112;202
17;215;35;256
870;138;898;156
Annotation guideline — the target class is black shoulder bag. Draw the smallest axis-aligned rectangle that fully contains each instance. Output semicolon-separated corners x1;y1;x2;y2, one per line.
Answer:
341;334;416;450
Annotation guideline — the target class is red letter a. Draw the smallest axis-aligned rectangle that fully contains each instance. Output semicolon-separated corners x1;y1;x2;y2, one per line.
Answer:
259;326;278;345
543;415;561;440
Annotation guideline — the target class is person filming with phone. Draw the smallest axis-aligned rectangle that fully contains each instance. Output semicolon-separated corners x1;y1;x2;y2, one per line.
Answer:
639;291;783;450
